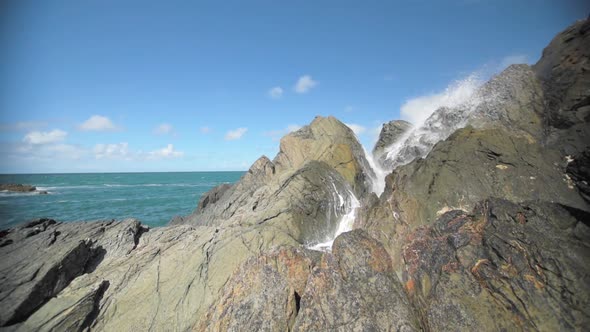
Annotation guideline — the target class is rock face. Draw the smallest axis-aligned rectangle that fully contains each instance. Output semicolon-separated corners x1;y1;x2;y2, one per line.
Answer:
533;18;590;156
373;120;412;168
401;199;590;331
292;230;420;331
381;64;546;171
1;18;589;332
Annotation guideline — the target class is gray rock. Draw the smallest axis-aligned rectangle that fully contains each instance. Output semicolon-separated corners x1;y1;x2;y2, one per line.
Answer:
533;18;590;156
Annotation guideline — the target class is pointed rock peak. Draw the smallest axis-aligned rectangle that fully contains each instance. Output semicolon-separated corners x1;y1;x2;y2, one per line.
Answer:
245;155;275;180
373;120;413;156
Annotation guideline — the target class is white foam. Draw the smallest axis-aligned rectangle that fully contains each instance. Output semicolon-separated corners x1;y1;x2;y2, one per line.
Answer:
309;184;360;251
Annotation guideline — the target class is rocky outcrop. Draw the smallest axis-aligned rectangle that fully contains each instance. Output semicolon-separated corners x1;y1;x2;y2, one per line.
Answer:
197;247;320;331
381;64;546;171
292;230;420;331
373;120;412;167
272;116;376;196
401;198;590;331
533;18;590;156
1;17;589;332
0;184;47;194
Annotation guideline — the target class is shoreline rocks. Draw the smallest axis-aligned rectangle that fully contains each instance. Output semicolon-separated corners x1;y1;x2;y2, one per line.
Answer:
1;17;589;332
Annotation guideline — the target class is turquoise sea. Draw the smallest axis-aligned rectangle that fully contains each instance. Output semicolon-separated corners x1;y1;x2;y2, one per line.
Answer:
0;172;243;228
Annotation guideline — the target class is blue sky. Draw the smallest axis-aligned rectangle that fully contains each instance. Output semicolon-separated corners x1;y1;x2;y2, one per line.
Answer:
0;0;588;173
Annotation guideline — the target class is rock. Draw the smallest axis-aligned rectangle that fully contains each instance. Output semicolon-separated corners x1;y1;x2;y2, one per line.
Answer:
392;126;587;225
533;18;590;156
197;183;232;212
185;160;359;246
292;229;420;331
567;148;590;203
373;120;413;167
400;198;590;331
273;116;375;196
0;218;145;326
0;184;36;193
361;126;589;270
197;247;320;331
0;216;300;331
382;64;546;171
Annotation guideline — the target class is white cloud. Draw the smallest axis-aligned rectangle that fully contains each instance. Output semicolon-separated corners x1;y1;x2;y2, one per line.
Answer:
344;106;355;113
200;126;212;134
153;123;173;135
344;123;366;136
268;86;284;99
23;129;67;145
400;74;482;125
93;142;183;160
94;143;130;160
225;127;248;141
294;75;318;94
78;115;118;131
499;54;528;70
147;144;184;159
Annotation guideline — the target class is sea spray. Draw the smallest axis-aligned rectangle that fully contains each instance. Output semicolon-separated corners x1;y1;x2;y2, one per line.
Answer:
382;73;488;170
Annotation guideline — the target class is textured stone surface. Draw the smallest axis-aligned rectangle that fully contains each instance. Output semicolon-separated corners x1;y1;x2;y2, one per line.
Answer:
533;18;590;156
401;198;590;331
197;247;319;331
292;230;420;331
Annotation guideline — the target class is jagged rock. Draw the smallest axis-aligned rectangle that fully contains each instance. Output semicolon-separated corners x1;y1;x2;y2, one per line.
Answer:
361;126;589;270
383;64;546;171
273;116;375;196
0;218;146;327
197;247;320;331
292;229;420;331
533;18;590;156
373;120;412;167
0;217;300;331
186;160;358;246
567;148;590;203
198;183;232;212
390;126;588;227
401;198;590;331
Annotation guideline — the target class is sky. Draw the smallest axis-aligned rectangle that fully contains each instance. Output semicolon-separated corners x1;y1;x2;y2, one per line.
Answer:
0;0;588;173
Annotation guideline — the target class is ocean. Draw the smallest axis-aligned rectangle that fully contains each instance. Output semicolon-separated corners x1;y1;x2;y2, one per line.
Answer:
0;172;244;229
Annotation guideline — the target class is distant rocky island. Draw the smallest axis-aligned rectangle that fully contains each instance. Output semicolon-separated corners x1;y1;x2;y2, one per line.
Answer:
0;184;47;195
0;18;589;331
